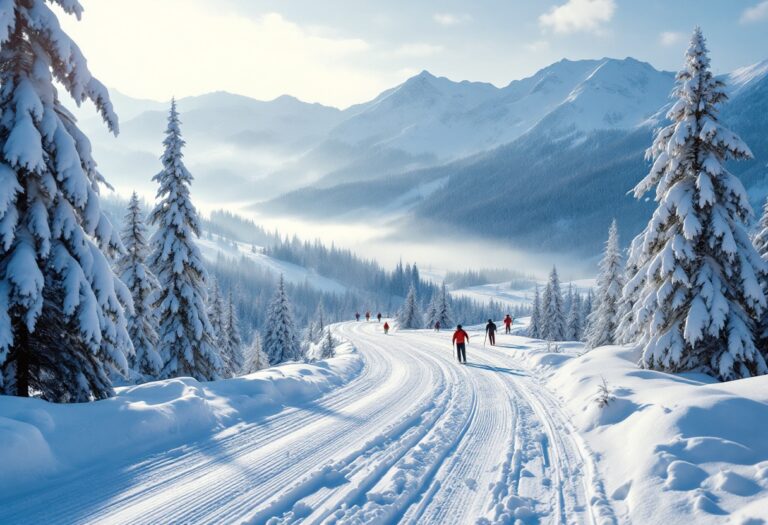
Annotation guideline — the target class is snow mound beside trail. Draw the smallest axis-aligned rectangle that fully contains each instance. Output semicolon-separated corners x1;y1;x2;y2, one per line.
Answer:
0;342;361;496
505;338;768;525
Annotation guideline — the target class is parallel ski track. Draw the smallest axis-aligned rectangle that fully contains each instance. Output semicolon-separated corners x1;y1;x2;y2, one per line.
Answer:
0;322;613;525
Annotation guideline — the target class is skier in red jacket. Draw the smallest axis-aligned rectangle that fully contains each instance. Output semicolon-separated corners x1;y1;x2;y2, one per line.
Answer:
383;321;390;335
503;314;513;334
452;325;469;364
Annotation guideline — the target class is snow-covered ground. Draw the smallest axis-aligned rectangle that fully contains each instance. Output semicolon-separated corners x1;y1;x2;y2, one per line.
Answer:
451;278;595;309
197;235;348;294
1;322;766;524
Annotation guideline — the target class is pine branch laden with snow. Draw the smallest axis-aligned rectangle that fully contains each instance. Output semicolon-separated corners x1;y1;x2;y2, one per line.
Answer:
0;1;133;400
397;283;423;329
541;267;566;341
263;275;301;364
148;102;222;381
586;220;625;349
116;193;162;379
624;28;767;381
528;285;542;338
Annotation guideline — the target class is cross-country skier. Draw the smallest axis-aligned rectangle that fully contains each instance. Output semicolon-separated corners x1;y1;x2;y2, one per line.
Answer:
486;319;497;345
355;312;360;322
383;321;390;334
377;312;382;322
365;311;371;322
503;314;513;334
434;321;441;332
452;325;469;364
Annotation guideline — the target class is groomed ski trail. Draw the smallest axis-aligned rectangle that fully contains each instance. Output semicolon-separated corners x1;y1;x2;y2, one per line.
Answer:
0;322;614;525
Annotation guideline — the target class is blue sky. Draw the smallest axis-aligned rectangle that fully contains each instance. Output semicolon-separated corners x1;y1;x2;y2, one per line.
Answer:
60;0;768;108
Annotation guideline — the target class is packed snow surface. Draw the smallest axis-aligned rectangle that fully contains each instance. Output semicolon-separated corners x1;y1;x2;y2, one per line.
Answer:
1;323;766;524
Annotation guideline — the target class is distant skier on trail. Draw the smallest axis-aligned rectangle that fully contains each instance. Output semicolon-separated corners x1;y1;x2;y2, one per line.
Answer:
365;311;371;322
452;325;470;364
383;322;390;335
503;314;513;334
485;319;497;346
355;312;360;322
377;312;382;322
434;321;441;332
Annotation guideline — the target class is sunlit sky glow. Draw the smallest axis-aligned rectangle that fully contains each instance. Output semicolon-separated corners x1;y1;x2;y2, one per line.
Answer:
58;0;768;108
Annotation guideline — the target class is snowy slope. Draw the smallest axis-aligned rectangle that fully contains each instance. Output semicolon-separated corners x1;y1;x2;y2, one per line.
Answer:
197;235;348;294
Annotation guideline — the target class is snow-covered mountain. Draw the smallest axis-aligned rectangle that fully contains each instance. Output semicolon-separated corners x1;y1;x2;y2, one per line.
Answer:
74;55;768;256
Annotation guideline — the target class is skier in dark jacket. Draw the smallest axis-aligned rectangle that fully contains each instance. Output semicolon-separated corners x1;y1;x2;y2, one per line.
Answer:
486;319;497;346
355;312;360;322
434;321;441;332
377;312;382;322
452;325;469;363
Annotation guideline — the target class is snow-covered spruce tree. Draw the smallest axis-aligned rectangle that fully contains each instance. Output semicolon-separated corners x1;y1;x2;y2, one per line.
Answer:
424;292;437;328
398;283;423;329
207;279;227;353
223;290;244;374
149;101;221;381
752;197;768;350
624;28;766;380
263;275;301;364
0;1;134;400
528;285;542;338
244;333;269;373
541;267;565;341
426;282;453;328
567;292;583;341
586;220;625;349
307;301;326;343
116;193;162;380
319;328;336;359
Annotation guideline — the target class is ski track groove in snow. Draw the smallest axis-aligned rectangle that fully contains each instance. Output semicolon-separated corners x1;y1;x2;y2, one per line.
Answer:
0;323;613;525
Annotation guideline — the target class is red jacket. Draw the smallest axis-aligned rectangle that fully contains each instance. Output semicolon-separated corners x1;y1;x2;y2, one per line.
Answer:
452;329;469;344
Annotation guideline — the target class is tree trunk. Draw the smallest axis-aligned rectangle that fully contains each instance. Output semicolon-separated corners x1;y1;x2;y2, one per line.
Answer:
15;322;30;397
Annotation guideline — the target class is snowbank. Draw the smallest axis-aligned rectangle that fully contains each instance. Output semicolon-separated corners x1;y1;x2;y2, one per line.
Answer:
504;338;768;525
0;342;361;496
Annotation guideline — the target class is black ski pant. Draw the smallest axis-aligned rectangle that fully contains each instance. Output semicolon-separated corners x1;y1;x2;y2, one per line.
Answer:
505;326;511;334
456;343;466;363
487;332;496;345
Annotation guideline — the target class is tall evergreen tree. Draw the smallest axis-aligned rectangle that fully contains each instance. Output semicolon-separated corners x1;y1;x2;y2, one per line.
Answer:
541;267;565;341
243;333;269;374
567;292;583;341
117;193;162;379
528;285;542;339
149;101;221;381
426;282;453;328
586;220;625;349
263;275;301;364
0;1;133;400
319;328;336;359
224;290;244;374
398;283;423;329
623;28;766;380
207;279;227;353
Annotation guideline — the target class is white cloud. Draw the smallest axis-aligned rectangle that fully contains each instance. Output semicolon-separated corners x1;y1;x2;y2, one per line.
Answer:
54;0;388;108
659;31;685;47
387;43;444;58
433;13;472;27
741;1;768;23
539;0;616;34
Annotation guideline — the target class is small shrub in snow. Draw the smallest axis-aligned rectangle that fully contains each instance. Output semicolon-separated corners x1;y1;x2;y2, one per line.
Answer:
594;377;615;409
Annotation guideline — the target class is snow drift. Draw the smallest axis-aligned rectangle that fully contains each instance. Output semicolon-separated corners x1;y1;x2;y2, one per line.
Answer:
0;341;361;496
